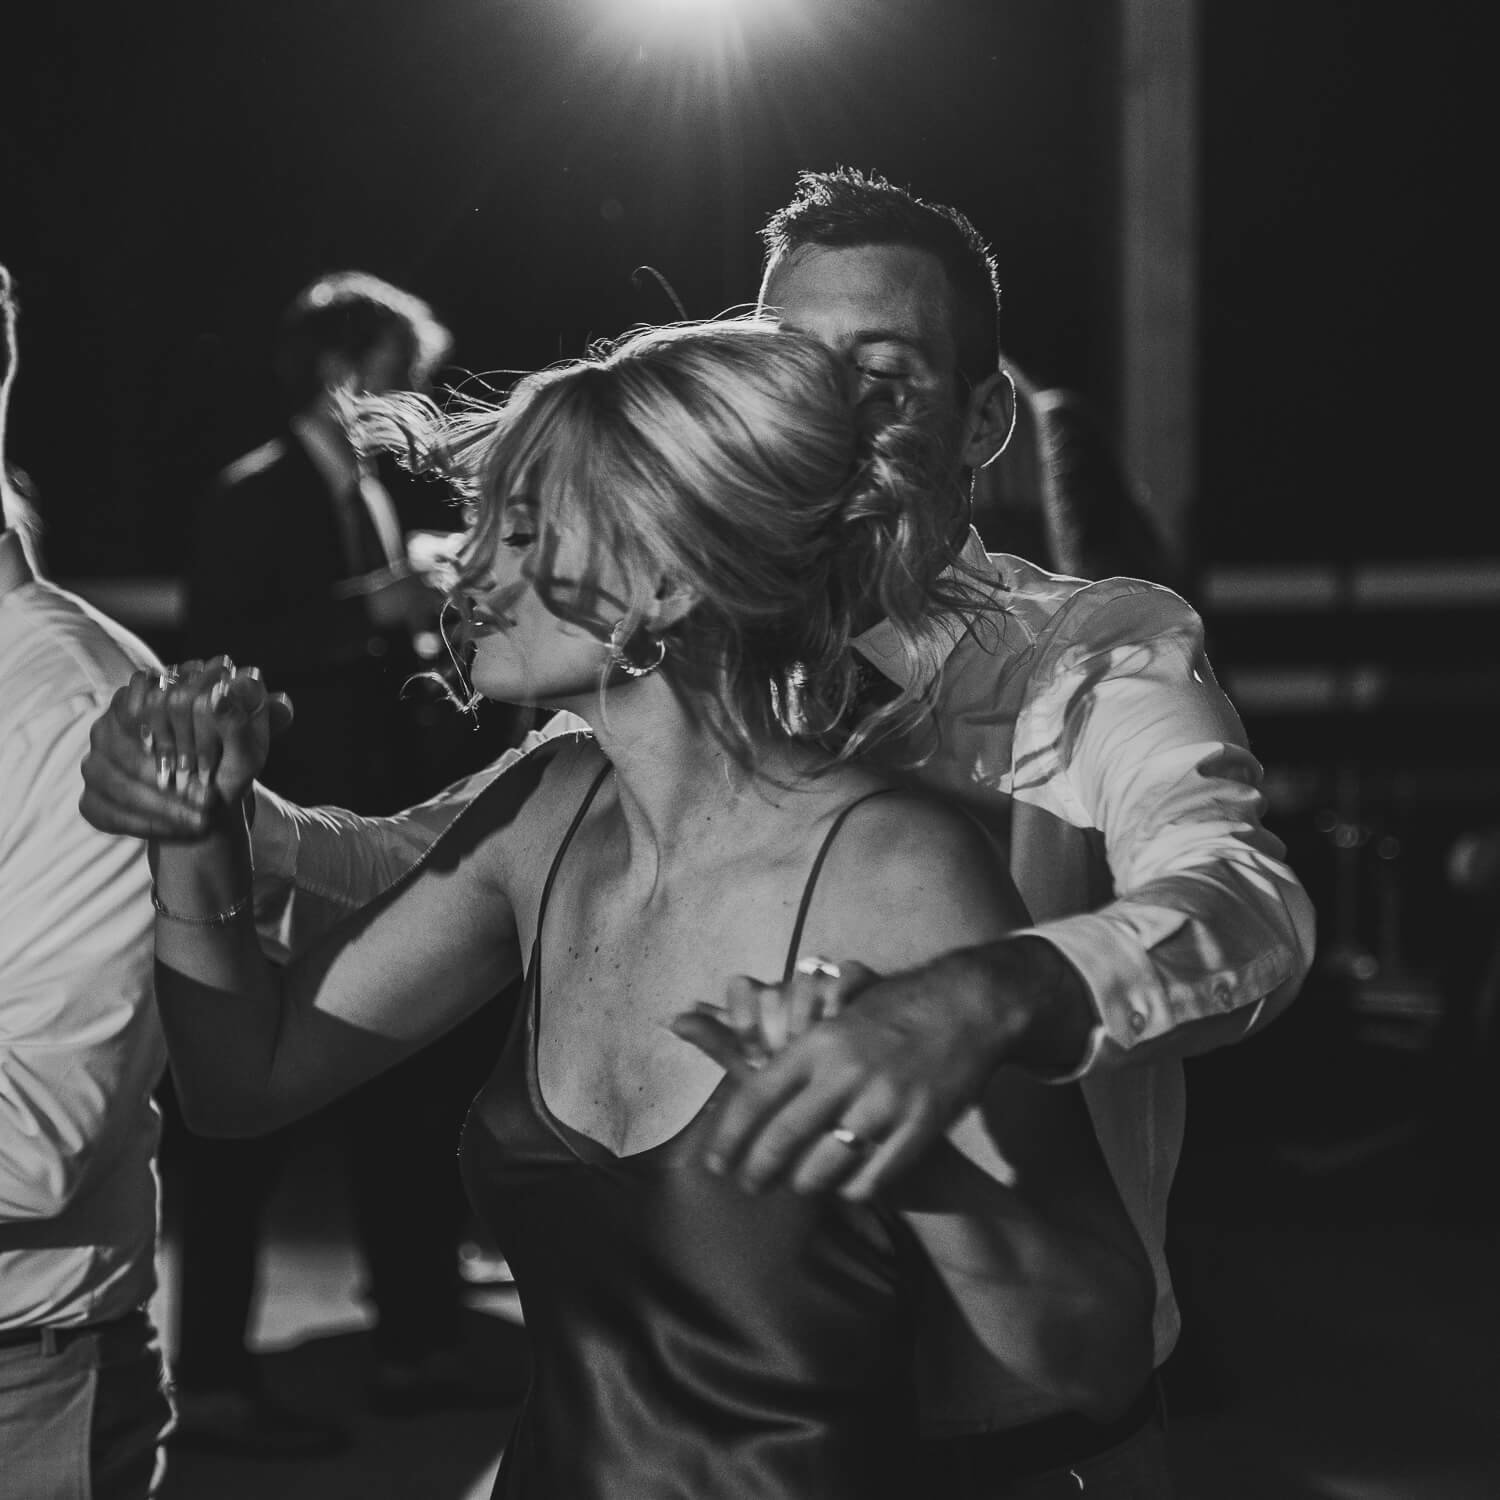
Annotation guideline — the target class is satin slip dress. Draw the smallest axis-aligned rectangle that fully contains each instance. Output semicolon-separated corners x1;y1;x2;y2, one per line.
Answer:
459;767;928;1499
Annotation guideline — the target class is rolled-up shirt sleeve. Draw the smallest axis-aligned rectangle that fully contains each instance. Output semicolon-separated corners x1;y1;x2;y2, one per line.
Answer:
1011;590;1316;1075
251;713;590;961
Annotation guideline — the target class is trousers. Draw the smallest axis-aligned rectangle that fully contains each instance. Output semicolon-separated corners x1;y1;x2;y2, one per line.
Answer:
0;1311;173;1499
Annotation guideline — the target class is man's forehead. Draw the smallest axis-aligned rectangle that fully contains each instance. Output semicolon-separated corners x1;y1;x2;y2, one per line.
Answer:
760;243;955;352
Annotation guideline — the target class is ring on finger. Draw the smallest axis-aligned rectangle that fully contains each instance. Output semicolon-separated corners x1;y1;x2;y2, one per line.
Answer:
828;1125;870;1153
795;955;843;981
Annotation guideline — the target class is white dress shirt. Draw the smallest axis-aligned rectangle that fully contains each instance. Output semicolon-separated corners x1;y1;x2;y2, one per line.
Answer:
0;530;165;1330
249;534;1315;1397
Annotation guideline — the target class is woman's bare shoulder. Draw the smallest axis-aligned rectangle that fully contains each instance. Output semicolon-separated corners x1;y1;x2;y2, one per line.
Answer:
422;730;609;893
804;784;1025;972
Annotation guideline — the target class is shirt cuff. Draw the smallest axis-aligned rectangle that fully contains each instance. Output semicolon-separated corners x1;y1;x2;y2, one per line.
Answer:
1008;915;1168;1081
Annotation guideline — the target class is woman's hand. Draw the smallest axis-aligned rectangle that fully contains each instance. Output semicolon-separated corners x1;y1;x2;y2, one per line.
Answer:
670;957;877;1073
80;659;292;838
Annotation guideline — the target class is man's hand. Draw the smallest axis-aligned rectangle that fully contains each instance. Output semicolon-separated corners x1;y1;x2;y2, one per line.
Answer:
79;661;292;840
673;938;1096;1201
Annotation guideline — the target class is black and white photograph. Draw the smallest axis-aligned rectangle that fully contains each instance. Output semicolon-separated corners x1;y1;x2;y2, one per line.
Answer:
0;3;1488;1497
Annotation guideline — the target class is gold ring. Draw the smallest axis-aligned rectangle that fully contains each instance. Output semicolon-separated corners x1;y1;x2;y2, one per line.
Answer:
795;956;843;981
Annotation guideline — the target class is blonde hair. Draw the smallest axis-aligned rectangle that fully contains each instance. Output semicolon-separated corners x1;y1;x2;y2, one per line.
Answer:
357;317;986;767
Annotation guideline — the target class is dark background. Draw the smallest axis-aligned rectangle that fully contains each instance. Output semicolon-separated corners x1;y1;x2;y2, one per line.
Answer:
2;0;1493;1013
3;0;1482;579
6;11;1500;1489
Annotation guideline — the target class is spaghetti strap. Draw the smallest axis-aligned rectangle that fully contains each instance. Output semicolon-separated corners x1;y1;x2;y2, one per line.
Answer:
781;789;895;982
535;761;612;939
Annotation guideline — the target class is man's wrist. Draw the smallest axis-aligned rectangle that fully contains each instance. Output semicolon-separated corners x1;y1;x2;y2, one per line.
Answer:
965;936;1098;1077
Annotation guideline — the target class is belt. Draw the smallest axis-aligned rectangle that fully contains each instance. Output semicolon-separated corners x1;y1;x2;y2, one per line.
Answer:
922;1377;1163;1483
0;1308;150;1356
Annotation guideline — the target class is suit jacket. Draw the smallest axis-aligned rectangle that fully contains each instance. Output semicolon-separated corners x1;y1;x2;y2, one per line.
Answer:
188;433;389;674
187;433;416;810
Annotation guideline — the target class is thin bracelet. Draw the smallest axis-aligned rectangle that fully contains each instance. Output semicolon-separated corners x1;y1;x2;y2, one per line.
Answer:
149;883;253;926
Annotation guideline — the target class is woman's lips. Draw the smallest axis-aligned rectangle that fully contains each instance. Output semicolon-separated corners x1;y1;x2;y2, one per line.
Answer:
465;611;512;644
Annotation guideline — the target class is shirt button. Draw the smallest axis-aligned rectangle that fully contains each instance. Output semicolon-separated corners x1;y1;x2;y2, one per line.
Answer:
1129;1010;1147;1033
1212;981;1233;1008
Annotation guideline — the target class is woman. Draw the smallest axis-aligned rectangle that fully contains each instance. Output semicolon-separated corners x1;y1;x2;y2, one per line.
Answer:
119;319;1152;1497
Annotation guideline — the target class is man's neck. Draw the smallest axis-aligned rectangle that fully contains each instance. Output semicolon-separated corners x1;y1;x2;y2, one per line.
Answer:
0;525;36;597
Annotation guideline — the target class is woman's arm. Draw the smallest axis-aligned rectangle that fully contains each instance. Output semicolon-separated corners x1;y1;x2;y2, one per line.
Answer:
122;668;566;1135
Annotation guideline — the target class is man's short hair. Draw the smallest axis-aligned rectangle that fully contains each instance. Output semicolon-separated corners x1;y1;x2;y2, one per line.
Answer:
274;270;452;412
759;168;1002;392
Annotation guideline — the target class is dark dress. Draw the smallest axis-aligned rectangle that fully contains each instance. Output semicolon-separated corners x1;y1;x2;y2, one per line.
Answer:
460;771;925;1499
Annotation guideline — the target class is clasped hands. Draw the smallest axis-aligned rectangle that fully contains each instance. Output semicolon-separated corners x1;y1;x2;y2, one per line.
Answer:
79;657;292;838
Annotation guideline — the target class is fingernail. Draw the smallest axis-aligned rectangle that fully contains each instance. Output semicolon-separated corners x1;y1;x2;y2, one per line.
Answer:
155;755;172;790
139;726;155;753
196;763;212;789
177;753;191;773
211;680;231;714
241;665;262;682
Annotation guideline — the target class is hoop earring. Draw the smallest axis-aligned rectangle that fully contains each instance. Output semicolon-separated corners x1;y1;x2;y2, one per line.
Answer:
994;368;1019;457
608;619;666;679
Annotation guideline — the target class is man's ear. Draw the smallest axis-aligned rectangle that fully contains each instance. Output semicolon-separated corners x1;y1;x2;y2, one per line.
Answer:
961;369;1017;472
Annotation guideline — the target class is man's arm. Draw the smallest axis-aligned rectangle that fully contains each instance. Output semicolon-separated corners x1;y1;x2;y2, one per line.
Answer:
1006;587;1315;1074
697;584;1314;1194
250;712;591;960
78;685;589;961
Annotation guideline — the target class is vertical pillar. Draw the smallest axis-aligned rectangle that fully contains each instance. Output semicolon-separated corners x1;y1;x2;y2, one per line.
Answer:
1120;0;1199;567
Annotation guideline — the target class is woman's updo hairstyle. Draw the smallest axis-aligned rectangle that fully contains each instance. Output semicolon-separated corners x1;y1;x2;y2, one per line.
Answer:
355;316;987;768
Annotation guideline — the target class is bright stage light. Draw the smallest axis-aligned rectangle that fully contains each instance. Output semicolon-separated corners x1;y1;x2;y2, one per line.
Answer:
596;0;808;50
614;0;735;11
601;0;759;28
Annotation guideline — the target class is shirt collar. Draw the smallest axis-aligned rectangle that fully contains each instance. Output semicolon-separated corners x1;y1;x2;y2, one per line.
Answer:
289;412;360;498
851;527;992;694
0;527;35;601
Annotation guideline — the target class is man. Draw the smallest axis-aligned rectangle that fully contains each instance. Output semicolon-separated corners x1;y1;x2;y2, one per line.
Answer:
0;266;173;1495
81;170;1314;1485
188;269;451;813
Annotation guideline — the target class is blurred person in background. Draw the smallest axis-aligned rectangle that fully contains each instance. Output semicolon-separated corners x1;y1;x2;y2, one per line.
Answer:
0;264;174;1495
166;272;504;1457
188;269;451;813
